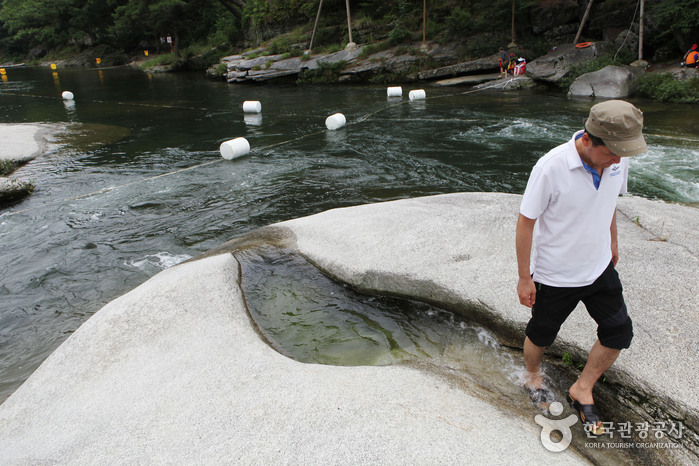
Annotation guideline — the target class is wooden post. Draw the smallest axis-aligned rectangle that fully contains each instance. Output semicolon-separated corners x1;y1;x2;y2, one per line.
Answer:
423;0;427;46
345;0;353;44
308;0;324;51
638;0;645;60
574;0;594;45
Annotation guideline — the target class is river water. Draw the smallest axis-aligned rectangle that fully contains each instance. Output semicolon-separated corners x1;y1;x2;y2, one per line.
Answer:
0;66;697;405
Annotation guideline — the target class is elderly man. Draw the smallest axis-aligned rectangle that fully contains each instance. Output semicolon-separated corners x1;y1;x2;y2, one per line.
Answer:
516;100;647;435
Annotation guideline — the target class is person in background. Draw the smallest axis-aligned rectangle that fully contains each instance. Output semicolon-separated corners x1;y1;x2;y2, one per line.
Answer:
516;100;647;436
499;47;510;76
682;43;698;68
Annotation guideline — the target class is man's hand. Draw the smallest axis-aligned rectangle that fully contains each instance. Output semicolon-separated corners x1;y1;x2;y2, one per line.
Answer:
518;276;537;308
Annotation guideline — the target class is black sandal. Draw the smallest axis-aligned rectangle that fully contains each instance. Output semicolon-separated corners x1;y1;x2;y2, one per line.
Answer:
566;392;605;436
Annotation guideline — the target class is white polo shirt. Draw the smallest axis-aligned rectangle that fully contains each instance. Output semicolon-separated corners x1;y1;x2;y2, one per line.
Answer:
520;130;629;287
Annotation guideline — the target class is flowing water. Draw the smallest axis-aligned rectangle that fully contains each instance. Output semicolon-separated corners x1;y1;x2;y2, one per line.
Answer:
1;66;697;409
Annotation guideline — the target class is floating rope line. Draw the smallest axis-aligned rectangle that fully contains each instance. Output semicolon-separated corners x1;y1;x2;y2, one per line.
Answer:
0;77;515;219
1;92;220;112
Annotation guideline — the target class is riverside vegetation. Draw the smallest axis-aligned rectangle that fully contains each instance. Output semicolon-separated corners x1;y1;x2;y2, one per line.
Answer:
0;0;698;102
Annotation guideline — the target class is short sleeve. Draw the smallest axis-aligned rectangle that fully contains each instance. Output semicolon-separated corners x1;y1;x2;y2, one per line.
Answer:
520;162;552;220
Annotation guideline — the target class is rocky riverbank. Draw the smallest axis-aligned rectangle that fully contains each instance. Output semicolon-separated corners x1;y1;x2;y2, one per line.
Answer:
0;124;44;205
208;38;698;104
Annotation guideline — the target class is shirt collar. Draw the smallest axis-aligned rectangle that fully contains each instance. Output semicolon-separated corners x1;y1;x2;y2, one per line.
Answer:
566;130;585;171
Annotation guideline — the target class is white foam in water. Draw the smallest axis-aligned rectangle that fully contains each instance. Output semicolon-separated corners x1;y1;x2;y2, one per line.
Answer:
632;146;699;203
127;252;192;270
476;327;499;348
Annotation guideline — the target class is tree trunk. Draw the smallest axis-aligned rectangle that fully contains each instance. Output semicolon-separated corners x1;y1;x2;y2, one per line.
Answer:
574;0;594;45
217;0;244;19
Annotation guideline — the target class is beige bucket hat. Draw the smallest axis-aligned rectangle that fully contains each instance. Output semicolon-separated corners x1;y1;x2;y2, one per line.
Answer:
584;100;647;157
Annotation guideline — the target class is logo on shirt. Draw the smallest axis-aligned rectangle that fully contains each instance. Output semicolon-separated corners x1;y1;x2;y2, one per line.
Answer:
609;164;622;177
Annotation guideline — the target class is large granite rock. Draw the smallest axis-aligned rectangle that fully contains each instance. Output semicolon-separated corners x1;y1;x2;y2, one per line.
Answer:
0;124;44;164
418;54;500;81
223;48;363;83
527;42;611;84
0;193;696;463
0;239;587;464
0;124;44;205
568;65;644;98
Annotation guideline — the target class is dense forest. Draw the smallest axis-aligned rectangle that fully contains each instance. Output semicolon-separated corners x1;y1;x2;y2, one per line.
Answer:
0;0;697;67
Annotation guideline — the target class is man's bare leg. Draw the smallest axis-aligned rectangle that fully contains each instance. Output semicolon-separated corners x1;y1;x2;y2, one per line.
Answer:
523;336;546;388
569;339;620;404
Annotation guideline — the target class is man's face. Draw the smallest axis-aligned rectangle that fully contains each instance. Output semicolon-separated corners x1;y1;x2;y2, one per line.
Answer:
589;143;621;168
581;133;622;169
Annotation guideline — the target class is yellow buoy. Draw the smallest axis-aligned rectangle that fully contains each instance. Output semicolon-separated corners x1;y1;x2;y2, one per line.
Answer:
144;50;149;56
96;58;101;64
50;63;57;70
0;68;6;75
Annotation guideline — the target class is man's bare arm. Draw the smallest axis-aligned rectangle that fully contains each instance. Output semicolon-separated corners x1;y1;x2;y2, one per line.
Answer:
516;213;537;308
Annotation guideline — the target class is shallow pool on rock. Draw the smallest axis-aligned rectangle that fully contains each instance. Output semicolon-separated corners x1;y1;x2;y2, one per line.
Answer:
239;247;670;464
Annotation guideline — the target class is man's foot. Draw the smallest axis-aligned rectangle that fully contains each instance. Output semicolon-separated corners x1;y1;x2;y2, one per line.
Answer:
567;392;605;436
523;371;553;409
568;381;594;405
524;385;554;410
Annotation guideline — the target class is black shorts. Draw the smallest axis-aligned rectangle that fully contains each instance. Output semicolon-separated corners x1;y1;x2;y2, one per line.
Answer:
525;261;633;350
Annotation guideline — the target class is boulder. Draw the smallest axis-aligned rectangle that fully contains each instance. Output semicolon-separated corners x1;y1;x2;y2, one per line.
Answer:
568;65;644;98
417;54;500;80
527;42;611;84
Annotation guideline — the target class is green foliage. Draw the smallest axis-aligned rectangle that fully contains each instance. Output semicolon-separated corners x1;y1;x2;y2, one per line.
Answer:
243;0;316;30
139;52;177;69
268;36;294;55
297;59;347;84
358;40;392;59
637;73;699;104
562;352;585;371
388;25;410;46
0;160;20;176
647;0;699;42
445;7;473;37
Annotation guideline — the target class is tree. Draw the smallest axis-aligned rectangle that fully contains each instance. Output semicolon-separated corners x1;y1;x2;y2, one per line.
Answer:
0;0;77;50
647;0;699;51
111;0;219;56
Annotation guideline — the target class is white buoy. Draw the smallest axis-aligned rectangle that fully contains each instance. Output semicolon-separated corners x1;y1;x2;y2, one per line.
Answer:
219;137;250;160
325;113;346;130
242;101;262;113
61;91;74;100
386;86;402;98
409;89;426;101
